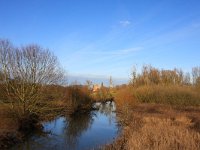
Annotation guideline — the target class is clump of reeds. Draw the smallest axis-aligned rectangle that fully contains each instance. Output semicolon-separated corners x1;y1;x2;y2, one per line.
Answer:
103;104;200;150
127;116;200;150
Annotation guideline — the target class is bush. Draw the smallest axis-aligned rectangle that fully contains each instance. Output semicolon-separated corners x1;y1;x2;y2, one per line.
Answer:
17;113;41;133
114;86;137;108
64;85;93;112
134;85;200;106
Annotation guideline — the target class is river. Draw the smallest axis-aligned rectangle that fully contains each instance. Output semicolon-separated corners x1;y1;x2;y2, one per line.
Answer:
13;101;119;150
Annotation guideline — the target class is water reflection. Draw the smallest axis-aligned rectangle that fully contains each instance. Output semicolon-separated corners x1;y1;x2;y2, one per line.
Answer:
13;102;118;150
98;101;116;115
93;101;116;126
65;112;94;149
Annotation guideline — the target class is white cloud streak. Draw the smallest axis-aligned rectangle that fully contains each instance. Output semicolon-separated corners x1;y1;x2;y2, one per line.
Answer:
77;46;143;56
119;20;131;27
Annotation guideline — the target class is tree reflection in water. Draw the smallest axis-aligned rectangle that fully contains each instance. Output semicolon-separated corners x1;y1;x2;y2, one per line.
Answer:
94;101;116;126
65;101;116;149
65;112;94;150
14;102;117;150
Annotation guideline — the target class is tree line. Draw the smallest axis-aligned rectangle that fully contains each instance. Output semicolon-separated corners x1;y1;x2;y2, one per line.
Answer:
130;65;200;87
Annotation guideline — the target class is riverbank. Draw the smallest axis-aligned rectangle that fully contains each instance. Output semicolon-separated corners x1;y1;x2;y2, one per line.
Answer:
5;101;117;150
104;103;200;150
1;102;200;149
0;99;105;149
0;101;66;149
0;104;20;149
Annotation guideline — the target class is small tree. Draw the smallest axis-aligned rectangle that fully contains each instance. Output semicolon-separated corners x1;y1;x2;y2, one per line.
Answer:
86;80;93;91
0;39;64;118
196;77;200;89
192;67;200;85
130;66;137;86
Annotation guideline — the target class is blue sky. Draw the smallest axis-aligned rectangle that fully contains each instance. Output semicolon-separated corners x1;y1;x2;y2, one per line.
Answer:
0;0;200;83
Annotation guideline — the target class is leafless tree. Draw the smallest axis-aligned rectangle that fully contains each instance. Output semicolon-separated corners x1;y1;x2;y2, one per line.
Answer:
130;66;137;86
86;80;93;90
0;39;64;116
192;67;200;85
183;72;191;85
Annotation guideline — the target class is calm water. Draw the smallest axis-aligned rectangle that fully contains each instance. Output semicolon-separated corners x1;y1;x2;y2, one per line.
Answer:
14;102;118;150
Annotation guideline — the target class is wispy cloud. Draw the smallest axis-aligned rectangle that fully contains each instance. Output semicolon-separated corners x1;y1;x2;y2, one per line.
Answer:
103;46;142;56
119;20;131;27
137;21;200;49
115;47;142;55
192;22;200;28
77;46;143;56
67;46;143;73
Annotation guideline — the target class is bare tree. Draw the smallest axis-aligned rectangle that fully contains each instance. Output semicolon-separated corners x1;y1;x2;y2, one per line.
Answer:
183;72;191;85
192;67;200;85
0;39;64;117
86;80;93;90
130;66;137;86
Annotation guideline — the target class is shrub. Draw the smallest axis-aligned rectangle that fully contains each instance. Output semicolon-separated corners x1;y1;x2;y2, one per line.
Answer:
114;86;137;108
134;85;200;106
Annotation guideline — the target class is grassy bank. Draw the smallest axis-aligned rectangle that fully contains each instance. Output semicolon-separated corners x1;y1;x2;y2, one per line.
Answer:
104;104;200;150
107;80;200;149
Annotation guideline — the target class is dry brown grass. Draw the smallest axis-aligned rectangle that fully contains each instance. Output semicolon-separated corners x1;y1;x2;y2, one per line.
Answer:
0;104;21;149
104;104;200;150
0;105;18;133
114;86;137;107
114;84;200;111
127;117;200;150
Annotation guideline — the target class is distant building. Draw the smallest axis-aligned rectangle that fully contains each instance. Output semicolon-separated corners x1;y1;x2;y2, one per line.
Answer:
109;76;114;88
92;84;101;92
